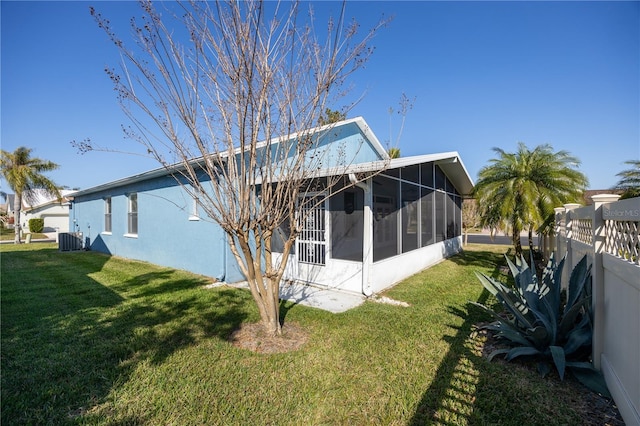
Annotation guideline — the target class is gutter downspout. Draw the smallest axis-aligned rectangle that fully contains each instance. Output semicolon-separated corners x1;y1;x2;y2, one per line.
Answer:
216;233;227;282
349;173;373;297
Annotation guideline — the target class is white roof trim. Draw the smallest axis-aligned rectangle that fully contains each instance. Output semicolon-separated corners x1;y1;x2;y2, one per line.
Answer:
70;117;387;198
308;151;475;195
69;119;475;197
251;116;389;160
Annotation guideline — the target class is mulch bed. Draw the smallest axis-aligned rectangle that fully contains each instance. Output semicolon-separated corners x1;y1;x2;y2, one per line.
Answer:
229;321;309;354
473;327;625;426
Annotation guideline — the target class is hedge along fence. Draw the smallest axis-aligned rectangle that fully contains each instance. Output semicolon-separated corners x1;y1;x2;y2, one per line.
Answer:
28;218;44;233
554;194;640;425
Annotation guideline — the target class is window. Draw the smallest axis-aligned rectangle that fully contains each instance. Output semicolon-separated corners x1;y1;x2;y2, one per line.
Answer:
373;175;399;262
401;182;419;253
421;162;434;188
401;165;420;184
104;197;112;233
454;196;462;238
189;196;200;221
435;165;446;190
272;217;293;254
330;189;364;261
371;163;462;262
127;193;138;235
435;191;446;242
297;196;326;265
447;192;456;239
420;188;434;246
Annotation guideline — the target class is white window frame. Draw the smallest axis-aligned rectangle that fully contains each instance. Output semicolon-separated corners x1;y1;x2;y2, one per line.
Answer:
188;196;200;221
103;197;112;234
126;193;138;237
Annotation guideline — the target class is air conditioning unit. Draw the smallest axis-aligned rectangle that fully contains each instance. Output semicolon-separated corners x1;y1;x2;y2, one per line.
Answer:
58;232;83;252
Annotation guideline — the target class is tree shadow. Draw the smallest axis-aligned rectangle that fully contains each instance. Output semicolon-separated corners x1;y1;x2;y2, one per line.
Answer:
408;292;491;425
450;246;513;280
279;298;296;325
110;269;213;299
1;247;250;424
278;281;323;323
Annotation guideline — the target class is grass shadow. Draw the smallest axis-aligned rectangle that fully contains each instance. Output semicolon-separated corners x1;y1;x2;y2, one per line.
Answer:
408;247;506;425
451;245;513;280
1;245;251;424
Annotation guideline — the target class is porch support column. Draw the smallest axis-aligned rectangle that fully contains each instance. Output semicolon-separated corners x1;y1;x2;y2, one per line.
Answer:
361;179;373;296
590;193;620;370
350;174;373;296
563;203;581;288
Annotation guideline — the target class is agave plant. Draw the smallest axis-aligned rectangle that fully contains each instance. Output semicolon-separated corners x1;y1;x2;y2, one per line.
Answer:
471;252;609;395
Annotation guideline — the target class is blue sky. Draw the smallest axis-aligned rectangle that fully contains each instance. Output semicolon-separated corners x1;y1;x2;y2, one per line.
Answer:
2;1;639;192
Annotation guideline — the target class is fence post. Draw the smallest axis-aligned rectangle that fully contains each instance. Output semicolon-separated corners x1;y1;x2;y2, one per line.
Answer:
590;194;621;370
563;203;581;287
553;207;565;258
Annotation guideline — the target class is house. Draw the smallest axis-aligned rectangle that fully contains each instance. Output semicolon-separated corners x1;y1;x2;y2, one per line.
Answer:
68;117;474;296
2;190;72;232
1;194;16;226
20;190;73;233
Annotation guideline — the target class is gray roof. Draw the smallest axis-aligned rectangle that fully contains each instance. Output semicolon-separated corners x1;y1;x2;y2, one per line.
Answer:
69;118;474;198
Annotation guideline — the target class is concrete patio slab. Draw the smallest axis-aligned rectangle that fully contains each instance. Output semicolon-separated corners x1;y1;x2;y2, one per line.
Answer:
217;280;367;313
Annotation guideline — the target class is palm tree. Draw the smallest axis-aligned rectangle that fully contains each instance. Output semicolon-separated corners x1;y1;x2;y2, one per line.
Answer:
473;142;588;256
318;108;346;126
0;147;61;243
387;147;401;159
614;160;640;199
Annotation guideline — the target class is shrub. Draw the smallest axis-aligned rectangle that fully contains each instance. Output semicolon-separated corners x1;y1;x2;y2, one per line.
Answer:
471;253;610;396
28;218;44;233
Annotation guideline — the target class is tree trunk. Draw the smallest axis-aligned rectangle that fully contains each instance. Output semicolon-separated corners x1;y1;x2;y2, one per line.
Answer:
528;227;534;254
13;193;21;244
513;227;522;257
228;232;283;337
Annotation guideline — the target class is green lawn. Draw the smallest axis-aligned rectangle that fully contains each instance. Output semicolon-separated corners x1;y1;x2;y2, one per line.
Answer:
1;227;49;241
1;243;604;425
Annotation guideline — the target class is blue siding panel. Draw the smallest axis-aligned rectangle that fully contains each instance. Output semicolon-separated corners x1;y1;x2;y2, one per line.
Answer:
70;175;242;282
314;122;383;165
68;118;386;283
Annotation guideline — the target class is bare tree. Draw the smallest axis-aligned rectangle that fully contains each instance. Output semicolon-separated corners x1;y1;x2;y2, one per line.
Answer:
385;92;414;156
86;0;387;335
461;198;479;246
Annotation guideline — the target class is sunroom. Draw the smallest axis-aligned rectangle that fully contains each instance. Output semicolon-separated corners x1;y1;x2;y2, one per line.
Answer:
274;152;474;296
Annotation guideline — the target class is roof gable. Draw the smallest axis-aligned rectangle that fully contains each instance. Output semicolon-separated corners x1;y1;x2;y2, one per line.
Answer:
309;151;474;196
70;117;387;197
22;189;73;211
68;117;474;197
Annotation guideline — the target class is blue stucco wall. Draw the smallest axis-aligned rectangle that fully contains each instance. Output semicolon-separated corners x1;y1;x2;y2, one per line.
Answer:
312;121;383;165
69;119;382;283
70;174;244;283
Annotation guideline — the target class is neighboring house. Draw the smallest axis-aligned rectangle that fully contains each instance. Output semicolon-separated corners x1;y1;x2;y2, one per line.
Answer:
0;194;10;226
68;117;474;296
3;194;16;224
21;189;73;233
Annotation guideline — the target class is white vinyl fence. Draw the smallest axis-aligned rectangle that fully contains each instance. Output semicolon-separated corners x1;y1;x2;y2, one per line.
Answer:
555;194;639;425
